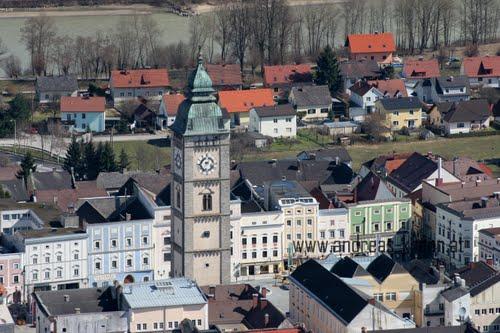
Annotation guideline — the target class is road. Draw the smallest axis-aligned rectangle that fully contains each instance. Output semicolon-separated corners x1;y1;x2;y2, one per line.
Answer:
0;132;169;158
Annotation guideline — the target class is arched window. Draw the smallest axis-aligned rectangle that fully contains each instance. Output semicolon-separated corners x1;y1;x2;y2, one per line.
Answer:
202;194;212;211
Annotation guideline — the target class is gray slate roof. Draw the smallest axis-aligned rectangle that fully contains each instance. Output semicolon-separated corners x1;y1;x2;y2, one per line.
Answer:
379;97;422;110
253;104;296;118
339;59;381;78
441;285;469;302
122;278;207;309
291;85;332;107
36;75;78;92
442;99;491;123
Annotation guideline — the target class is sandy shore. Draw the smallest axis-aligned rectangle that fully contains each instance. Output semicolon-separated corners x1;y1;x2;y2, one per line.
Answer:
0;4;155;18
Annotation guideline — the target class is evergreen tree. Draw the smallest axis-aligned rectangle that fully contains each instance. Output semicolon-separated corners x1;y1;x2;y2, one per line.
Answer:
83;141;99;180
63;136;83;179
316;45;342;95
100;142;118;172
118;148;130;173
8;94;31;121
16;151;36;187
95;142;104;172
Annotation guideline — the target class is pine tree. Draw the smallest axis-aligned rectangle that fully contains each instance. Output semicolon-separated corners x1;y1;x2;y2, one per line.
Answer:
63;136;83;180
16;151;36;187
118;148;130;173
316;45;342;95
83;141;99;180
100;142;118;172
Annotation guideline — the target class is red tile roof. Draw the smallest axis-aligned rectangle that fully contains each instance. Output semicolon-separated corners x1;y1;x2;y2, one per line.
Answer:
462;56;500;77
218;89;275;114
162;93;185;116
263;64;313;86
368;79;408;97
111;69;170;88
346;32;396;54
403;59;440;79
60;96;105;113
206;64;243;87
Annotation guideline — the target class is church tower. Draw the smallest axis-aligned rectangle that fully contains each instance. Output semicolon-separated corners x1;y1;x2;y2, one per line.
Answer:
169;55;231;285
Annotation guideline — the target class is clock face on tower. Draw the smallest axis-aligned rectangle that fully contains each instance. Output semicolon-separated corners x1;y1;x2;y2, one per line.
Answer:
174;150;182;170
197;153;216;175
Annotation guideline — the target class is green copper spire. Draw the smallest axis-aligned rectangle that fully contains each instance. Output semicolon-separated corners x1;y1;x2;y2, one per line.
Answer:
169;53;229;136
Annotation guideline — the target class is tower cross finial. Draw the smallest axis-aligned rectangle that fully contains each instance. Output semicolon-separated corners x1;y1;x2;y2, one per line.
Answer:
197;46;203;65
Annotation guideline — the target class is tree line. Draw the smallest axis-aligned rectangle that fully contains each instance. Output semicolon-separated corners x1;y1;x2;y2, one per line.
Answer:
1;0;499;78
63;137;130;181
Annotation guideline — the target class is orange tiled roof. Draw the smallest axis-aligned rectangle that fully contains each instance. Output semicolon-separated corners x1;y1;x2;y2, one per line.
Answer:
111;69;170;88
263;64;313;86
206;64;243;87
403;59;440;79
162;93;185;116
218;89;275;114
60;96;105;113
346;32;396;54
462;56;500;77
386;159;408;174
368;79;408;97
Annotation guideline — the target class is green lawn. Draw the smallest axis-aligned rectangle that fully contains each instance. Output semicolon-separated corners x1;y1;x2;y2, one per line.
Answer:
111;135;500;176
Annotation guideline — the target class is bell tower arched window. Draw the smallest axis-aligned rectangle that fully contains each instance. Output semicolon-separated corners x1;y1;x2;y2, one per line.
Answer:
202;194;212;211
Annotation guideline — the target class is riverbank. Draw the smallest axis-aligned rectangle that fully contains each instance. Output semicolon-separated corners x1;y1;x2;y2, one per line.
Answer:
0;0;343;18
0;4;156;18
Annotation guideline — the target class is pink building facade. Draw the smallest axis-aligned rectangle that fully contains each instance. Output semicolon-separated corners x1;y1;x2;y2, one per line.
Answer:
0;252;23;303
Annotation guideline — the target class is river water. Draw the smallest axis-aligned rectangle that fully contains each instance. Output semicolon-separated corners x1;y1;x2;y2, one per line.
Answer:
0;12;192;75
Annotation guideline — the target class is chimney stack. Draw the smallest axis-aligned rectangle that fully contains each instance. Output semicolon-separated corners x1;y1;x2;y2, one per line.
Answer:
486;256;494;267
260;297;268;309
264;313;270;326
262;287;267;298
74;308;81;314
438;265;446;283
368;298;376;305
252;293;259;308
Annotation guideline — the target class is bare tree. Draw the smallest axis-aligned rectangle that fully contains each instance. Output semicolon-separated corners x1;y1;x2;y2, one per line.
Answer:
214;1;233;62
51;36;74;75
189;15;210;65
20;15;57;75
229;1;252;71
140;15;162;68
290;13;304;63
1;55;22;78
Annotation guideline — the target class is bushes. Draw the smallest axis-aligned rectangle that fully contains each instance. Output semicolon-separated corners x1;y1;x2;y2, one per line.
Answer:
446;129;500;138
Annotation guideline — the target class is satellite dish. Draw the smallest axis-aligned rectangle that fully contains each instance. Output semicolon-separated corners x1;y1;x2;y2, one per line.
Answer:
459;307;466;316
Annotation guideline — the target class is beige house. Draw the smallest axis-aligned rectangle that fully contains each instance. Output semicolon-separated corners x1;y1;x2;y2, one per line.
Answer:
289;260;414;333
121;278;208;333
375;97;423;131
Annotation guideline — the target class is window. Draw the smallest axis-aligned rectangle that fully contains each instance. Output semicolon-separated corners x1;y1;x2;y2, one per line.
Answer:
242;238;247;245
111;239;117;248
393;121;399;126
163;253;170;262
457;122;465;128
252;252;257;258
339;229;345;238
263;251;267;258
374;293;383;301
95;261;101;270
287;234;291;240
202;194;212;211
386;222;392;230
385;292;396;301
355;225;361;233
286;220;292;226
142;236;148;245
409;110;414;115
242;253;247;259
252;237;257;245
74;253;79;260
82;113;86;119
33;272;38;280
320;108;329;113
366;97;371;102
126;238;132;247
296;233;302;239
307;109;315;114
44;271;50;280
286;127;292;133
329;230;335;238
374;223;380;232
45;256;50;263
13;275;19;283
296;220;302;226
176;188;181;208
307;233;312;239
202;231;210;238
286;118;292;122
273;250;278;257
354;211;361;216
262;236;267;244
307;219;312;225
94;241;100;250
273;235;278;243
73;268;79;276
320;231;325;239
163;237;170;245
32;257;38;265
57;270;62;278
274;128;278;134
143;256;149;265
482;309;487;314
273;118;278;123
126;258;132;267
111;260;117;269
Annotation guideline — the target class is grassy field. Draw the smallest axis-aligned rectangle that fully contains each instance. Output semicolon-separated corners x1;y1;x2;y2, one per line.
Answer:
111;135;500;176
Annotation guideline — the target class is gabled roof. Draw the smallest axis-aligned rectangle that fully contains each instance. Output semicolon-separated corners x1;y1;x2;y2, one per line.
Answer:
263;64;313;86
252;104;296;118
442;156;491;181
387;152;437;193
36;75;78;92
219;89;275;114
365;254;408;283
36;181;107;213
462;56;500;77
403;59;440;79
60;96;105;113
404;260;449;285
290;85;332;107
290;259;369;324
454;261;498;295
349;81;374;97
76;196;152;223
378;97;422;111
356;171;394;202
162;93;185;117
206;64;243;87
369;79;408;97
345;32;396;54
339;59;381;79
296;148;352;163
442;99;490;123
31;171;73;191
330;256;370;278
111;69;170;88
441;285;469;302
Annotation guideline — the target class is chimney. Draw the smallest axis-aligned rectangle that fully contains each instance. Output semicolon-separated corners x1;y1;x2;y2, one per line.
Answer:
260;297;268;309
252;293;259;308
262;287;267;298
264;313;270;326
335;156;340;165
368;298;376;305
453;273;460;286
449;76;454;82
486;256;494;267
74;308;80;314
438;265;446;283
125;213;132;221
64;295;70;302
437;157;443;181
208;285;216;299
